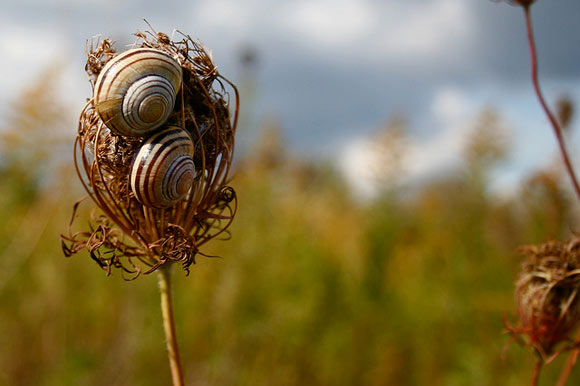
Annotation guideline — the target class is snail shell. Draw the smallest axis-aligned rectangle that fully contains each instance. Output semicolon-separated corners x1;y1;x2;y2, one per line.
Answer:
94;48;183;137
130;126;195;208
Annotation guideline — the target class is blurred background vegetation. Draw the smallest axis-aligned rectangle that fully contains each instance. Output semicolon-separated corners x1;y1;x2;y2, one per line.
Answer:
1;60;580;386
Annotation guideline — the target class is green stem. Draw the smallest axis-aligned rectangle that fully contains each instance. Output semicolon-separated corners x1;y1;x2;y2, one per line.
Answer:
159;265;185;386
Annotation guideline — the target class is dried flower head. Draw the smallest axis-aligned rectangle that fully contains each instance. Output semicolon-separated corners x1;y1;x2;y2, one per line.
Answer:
556;95;575;131
505;239;580;359
492;0;536;7
61;28;239;279
514;0;535;7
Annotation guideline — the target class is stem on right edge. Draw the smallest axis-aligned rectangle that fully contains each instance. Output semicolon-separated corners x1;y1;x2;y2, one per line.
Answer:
524;5;580;384
523;6;580;203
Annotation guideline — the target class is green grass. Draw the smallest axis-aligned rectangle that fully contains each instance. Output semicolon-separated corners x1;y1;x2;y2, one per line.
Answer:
0;147;579;385
1;75;579;384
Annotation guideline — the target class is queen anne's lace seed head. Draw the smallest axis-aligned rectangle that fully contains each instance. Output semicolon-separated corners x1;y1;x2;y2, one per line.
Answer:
61;29;239;279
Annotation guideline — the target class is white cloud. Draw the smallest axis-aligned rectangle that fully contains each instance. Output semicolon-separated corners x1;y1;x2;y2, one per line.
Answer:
339;86;475;200
0;19;91;136
377;0;472;59
431;87;471;125
283;0;474;63
0;22;71;125
190;0;473;65
0;24;66;90
393;89;470;182
192;0;253;34
285;0;376;47
340;136;380;200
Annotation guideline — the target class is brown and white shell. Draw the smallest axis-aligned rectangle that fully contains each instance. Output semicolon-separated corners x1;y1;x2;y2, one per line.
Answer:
94;48;183;137
130;126;195;208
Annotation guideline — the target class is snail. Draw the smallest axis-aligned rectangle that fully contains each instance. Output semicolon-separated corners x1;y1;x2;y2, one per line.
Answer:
94;48;183;137
130;126;196;208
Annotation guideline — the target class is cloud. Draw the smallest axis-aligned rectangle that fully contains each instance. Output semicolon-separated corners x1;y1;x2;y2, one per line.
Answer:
0;23;66;90
192;0;253;35
1;0;579;192
339;86;476;200
340;136;381;200
376;0;472;60
405;88;472;176
190;0;474;66
0;21;72;125
285;0;375;47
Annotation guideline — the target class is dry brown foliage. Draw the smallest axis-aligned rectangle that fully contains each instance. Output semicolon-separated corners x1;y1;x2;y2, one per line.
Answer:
61;28;239;279
505;238;580;360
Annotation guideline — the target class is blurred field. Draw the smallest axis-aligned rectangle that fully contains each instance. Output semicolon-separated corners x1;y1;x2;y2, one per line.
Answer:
1;70;580;386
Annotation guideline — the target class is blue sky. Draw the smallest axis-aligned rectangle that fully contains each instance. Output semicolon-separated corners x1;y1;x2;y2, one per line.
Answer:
1;0;579;198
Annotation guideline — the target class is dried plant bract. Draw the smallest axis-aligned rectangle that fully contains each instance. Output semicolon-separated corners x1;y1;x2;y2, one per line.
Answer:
61;28;239;279
505;239;580;360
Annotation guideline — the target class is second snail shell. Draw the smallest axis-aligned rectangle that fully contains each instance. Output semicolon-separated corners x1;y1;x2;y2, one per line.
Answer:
130;126;196;208
94;48;183;137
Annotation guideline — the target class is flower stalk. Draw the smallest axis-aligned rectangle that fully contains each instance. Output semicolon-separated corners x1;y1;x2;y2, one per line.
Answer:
159;266;185;386
557;340;579;386
61;27;239;385
521;5;580;384
531;357;542;386
523;5;580;204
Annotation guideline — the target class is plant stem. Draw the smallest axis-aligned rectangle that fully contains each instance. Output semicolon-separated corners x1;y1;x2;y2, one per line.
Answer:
523;6;580;203
556;329;580;386
523;5;580;384
530;357;542;386
159;265;185;386
557;351;578;386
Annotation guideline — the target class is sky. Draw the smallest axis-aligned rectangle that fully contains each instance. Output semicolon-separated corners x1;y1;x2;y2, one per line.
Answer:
1;0;579;199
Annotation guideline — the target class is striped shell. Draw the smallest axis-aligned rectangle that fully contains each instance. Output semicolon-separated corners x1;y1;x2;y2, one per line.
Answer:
94;48;182;137
130;126;195;208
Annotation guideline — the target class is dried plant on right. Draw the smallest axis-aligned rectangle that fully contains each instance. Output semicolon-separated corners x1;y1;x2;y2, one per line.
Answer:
496;0;580;384
505;240;580;382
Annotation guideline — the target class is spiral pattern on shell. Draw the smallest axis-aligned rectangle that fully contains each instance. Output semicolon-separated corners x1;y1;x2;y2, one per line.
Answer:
130;126;195;208
94;48;182;137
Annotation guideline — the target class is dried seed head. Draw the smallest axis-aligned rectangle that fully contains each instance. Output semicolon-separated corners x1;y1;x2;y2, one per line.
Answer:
556;96;574;131
492;0;536;8
514;0;535;7
505;239;580;358
61;29;239;279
